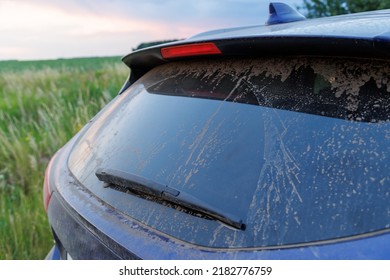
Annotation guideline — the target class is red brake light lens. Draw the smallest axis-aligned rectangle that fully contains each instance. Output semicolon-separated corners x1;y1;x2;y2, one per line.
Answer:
161;43;222;59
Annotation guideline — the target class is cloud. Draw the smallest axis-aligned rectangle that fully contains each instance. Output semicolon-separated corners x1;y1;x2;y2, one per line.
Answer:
0;0;302;60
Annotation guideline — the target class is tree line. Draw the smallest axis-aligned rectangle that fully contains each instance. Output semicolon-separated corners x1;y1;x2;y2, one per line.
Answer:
300;0;390;18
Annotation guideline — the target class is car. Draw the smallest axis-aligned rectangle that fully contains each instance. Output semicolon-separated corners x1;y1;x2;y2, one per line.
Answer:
44;2;390;260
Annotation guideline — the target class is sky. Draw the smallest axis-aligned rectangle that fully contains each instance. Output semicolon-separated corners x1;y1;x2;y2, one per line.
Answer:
0;0;302;60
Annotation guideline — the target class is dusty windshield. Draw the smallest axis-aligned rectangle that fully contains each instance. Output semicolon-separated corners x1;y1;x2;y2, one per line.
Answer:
69;57;390;248
146;57;390;122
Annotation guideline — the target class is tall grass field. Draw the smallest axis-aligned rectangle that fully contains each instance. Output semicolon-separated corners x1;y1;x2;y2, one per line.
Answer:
0;57;128;259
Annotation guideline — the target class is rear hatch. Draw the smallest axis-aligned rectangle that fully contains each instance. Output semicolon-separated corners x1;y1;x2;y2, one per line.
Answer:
67;55;390;249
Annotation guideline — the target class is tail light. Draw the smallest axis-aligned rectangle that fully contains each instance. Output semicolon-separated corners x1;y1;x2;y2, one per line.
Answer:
43;153;57;212
161;42;222;59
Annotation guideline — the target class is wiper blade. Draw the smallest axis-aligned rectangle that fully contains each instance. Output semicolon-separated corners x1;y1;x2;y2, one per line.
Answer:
96;168;179;197
95;168;245;230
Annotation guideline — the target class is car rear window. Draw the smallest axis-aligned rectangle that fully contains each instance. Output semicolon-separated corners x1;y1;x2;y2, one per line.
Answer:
69;57;390;248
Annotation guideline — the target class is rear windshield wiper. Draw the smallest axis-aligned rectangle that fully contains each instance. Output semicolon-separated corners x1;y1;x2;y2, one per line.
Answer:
95;168;245;230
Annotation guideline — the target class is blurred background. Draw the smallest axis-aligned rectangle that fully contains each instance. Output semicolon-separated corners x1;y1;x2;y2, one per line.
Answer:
0;0;389;259
1;0;301;60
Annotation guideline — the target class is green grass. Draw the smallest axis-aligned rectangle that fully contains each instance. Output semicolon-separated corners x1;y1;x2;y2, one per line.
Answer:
0;57;121;73
0;56;128;259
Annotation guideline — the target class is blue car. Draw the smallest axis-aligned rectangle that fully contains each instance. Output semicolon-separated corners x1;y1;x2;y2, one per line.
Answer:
44;3;390;259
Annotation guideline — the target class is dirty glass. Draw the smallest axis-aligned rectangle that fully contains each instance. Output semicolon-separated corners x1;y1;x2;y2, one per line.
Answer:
69;57;390;248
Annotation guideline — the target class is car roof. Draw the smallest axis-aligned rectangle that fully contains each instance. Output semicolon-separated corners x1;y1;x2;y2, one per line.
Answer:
121;3;390;89
189;9;390;41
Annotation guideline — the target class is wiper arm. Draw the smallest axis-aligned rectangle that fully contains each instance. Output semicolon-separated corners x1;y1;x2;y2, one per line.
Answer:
95;168;245;230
